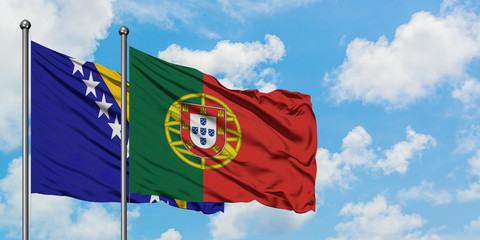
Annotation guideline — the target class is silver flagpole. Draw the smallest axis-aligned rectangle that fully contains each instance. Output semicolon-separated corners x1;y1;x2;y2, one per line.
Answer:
20;19;31;240
119;25;129;240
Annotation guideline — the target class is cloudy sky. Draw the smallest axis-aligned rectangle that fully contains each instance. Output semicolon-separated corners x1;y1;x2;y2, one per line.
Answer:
1;0;480;239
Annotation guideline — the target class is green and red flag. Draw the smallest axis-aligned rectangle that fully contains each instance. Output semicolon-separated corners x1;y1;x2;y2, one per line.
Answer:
129;47;317;213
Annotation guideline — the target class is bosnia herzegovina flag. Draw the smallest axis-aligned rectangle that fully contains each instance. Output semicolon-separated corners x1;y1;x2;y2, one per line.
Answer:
30;41;223;214
129;47;317;213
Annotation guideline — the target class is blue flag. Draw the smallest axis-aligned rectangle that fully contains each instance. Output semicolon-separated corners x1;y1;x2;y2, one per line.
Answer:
31;41;223;214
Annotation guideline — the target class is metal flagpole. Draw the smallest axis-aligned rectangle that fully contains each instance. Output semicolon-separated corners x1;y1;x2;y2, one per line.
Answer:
119;25;129;240
20;19;31;240
20;19;32;240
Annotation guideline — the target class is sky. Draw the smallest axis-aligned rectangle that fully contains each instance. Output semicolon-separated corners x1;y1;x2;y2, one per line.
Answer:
1;0;480;239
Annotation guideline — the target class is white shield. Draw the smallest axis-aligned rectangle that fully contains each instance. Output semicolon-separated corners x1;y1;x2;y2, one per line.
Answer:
190;113;217;149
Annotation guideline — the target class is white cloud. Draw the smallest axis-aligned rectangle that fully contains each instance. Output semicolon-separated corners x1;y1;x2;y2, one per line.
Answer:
316;126;376;190
375;126;436;175
465;216;480;232
254;68;279;93
0;0;115;151
328;195;439;240
126;205;141;231
455;125;480;154
155;228;182;240
128;206;141;219
315;148;351;190
325;6;480;108
208;201;314;240
338;35;347;47
114;0;194;29
452;78;480;107
457;150;480;202
457;182;480;202
217;0;321;20
316;126;435;190
0;91;21;152
403;232;442;240
0;157;120;239
340;126;376;167
0;158;23;236
2;0;115;60
397;180;452;205
440;0;460;13
115;0;320;38
255;79;278;93
469;150;480;178
55;203;119;240
114;0;227;39
158;34;285;92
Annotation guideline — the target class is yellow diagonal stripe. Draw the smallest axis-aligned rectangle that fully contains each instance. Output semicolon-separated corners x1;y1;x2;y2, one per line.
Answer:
175;199;187;209
94;63;130;121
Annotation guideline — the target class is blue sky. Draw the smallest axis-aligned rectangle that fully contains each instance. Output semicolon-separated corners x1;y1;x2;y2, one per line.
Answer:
1;0;480;239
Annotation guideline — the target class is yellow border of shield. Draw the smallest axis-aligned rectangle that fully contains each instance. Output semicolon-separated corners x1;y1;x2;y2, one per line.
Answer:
164;93;242;170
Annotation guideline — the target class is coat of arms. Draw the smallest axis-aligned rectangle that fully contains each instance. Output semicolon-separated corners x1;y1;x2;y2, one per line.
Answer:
180;102;226;158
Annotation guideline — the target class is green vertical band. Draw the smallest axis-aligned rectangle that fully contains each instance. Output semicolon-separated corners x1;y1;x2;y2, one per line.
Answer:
129;47;204;201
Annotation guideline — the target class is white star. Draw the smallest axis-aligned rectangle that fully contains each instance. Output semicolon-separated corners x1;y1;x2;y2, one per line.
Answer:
127;138;130;158
82;72;100;97
108;115;121;140
70;58;86;76
95;94;112;119
150;195;160;203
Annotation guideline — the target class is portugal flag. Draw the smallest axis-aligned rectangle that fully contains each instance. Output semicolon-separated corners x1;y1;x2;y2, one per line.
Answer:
129;47;317;213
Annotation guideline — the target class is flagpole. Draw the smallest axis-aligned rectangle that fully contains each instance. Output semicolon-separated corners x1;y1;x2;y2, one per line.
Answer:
20;19;31;240
119;25;129;240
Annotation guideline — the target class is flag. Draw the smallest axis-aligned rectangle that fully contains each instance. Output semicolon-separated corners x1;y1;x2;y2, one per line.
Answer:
129;47;317;213
30;41;223;214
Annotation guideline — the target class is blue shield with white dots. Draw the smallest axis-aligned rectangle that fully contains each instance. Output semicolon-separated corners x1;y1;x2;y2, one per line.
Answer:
190;114;216;149
180;102;227;158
